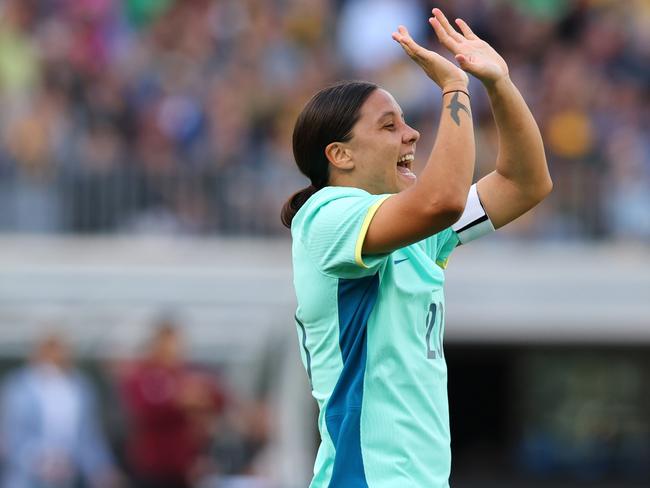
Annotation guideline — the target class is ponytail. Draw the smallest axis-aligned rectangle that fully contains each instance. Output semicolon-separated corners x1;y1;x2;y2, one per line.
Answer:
281;185;319;229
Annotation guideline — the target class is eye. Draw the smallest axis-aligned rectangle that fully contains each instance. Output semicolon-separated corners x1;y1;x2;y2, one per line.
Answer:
383;123;395;130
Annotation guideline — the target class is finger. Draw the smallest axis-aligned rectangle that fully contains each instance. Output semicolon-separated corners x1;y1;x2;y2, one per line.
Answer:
391;26;410;46
393;25;425;58
393;36;416;59
455;54;470;69
392;33;417;58
432;8;464;43
429;17;458;52
455;18;478;40
455;53;476;72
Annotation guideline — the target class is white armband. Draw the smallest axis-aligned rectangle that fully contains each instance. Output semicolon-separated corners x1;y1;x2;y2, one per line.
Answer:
452;184;495;244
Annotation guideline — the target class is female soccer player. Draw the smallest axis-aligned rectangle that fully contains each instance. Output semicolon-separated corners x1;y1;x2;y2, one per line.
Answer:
281;8;552;488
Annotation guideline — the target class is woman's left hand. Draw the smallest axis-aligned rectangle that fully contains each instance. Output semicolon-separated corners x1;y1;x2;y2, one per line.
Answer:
429;8;509;86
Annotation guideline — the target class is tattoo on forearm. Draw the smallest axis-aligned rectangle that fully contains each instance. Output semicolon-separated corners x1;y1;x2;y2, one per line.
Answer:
446;92;470;126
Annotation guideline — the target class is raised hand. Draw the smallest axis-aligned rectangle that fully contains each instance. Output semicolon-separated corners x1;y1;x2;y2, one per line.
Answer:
429;8;509;86
392;25;468;91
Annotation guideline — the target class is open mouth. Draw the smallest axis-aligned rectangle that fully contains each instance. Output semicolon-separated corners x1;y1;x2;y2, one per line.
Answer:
396;153;416;179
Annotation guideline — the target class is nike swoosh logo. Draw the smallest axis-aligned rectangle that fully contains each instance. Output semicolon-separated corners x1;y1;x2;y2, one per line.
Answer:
394;258;409;265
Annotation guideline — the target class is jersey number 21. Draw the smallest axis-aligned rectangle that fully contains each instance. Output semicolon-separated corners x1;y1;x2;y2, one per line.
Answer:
425;302;444;359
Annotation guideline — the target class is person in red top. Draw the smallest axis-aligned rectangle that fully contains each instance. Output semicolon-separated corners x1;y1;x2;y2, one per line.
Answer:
119;320;226;488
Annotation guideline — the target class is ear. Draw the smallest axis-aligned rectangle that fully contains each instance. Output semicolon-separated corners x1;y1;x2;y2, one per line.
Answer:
325;142;354;171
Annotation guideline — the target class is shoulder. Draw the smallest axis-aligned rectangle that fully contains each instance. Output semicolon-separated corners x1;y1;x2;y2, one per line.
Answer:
5;366;33;385
1;368;34;403
291;186;379;239
291;186;392;277
294;186;371;222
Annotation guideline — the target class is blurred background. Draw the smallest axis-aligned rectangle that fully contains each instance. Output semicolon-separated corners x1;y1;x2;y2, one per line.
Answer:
0;0;648;487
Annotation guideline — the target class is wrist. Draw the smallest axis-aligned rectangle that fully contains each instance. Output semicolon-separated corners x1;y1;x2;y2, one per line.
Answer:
483;74;512;93
441;81;469;93
442;88;470;100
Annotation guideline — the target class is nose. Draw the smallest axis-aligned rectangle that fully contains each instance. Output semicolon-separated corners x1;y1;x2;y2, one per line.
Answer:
404;124;420;144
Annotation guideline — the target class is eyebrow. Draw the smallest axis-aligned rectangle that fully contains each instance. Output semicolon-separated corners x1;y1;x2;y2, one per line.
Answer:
377;111;405;122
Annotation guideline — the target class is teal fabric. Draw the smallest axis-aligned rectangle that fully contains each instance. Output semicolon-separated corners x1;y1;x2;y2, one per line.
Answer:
292;186;460;487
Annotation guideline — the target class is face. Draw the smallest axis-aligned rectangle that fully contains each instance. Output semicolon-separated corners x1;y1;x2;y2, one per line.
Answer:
36;336;71;369
344;89;420;194
151;327;184;365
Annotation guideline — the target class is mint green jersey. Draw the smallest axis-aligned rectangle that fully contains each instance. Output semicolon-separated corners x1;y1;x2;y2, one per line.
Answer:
291;186;461;488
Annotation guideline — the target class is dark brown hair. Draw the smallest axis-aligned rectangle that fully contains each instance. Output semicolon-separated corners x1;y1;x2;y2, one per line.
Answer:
280;81;378;228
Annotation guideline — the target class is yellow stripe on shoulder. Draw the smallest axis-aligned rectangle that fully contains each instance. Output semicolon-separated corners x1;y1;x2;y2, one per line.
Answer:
436;258;450;269
354;195;391;268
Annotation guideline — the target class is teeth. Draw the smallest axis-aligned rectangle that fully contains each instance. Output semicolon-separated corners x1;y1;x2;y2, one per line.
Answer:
397;154;414;163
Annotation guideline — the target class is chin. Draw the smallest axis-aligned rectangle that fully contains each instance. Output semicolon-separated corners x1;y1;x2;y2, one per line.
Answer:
395;177;416;193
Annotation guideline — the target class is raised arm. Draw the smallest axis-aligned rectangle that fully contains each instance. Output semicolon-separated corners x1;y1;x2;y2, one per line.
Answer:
442;15;553;229
477;77;553;228
363;10;475;254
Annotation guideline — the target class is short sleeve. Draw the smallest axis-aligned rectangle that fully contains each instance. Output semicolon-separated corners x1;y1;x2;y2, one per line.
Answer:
434;228;460;269
292;187;391;278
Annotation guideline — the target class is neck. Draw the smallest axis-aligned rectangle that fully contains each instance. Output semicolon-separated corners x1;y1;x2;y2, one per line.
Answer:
329;174;383;195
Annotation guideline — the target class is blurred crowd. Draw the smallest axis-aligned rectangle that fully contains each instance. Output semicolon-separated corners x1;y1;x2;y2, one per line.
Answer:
0;0;648;239
0;323;272;488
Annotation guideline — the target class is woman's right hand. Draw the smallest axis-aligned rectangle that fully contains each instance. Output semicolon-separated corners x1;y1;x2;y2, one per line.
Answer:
392;25;468;92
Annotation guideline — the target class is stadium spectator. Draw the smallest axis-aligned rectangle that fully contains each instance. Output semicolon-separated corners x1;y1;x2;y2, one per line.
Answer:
118;320;226;488
0;333;120;488
0;0;647;239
